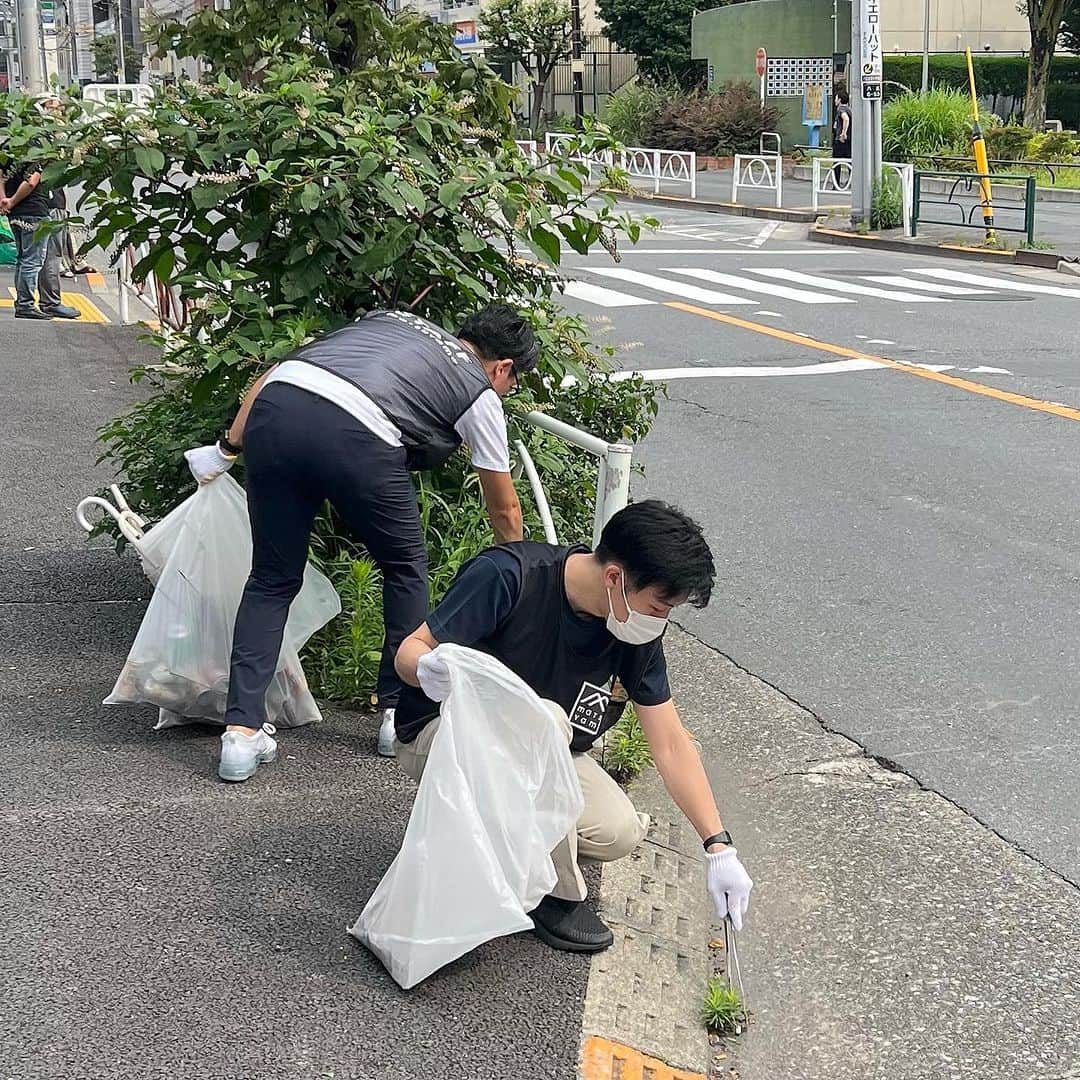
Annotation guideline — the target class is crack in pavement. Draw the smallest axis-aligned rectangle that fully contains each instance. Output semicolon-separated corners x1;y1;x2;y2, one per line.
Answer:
672;619;1080;895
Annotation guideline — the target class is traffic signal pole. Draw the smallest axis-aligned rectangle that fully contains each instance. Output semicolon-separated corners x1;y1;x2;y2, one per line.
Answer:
850;0;883;228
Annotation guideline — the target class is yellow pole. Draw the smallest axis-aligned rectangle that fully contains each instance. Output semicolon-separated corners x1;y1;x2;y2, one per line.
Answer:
965;46;996;243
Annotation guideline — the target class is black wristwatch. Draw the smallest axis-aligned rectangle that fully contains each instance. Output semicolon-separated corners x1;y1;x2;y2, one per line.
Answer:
219;429;243;456
702;830;734;851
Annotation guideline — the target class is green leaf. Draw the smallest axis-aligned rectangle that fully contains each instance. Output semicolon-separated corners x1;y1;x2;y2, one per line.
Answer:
438;180;468;210
155;247;176;281
191;184;223;210
245;148;260;167
399;182;427;213
414;117;433;144
134;146;166;176
529;226;561;264
300;183;321;212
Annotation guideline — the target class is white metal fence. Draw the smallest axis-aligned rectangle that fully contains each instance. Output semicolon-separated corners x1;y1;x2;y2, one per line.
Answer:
544;133;696;198
515;411;633;546
732;153;783;208
811;157;915;237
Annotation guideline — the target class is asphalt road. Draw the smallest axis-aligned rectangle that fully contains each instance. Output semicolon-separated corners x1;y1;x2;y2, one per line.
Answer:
557;208;1080;888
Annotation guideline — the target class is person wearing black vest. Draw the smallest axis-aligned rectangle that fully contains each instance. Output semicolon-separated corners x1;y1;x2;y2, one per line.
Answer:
183;305;537;781
393;501;754;953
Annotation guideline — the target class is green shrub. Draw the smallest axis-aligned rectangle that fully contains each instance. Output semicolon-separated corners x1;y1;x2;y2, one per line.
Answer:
2;2;663;707
882;87;989;163
645;81;781;155
1027;130;1080;161
984;124;1036;162
600;704;654;785
702;975;744;1035
871;168;903;230
602;79;681;146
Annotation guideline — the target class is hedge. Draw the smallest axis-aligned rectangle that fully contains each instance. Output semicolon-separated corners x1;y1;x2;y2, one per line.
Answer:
883;54;1080;126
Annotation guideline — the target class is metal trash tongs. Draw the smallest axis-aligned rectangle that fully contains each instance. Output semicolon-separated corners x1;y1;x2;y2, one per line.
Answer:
723;914;750;1029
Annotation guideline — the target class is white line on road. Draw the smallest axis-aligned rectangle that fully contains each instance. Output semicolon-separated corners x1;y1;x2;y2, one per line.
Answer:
665;267;854;305
572;248;860;256
907;267;1080;298
561;281;656;307
588;268;754;305
755;310;784;317
969;365;1014;374
862;275;992;296
749;221;780;247
866;338;896;345
749;268;950;302
610;359;885;381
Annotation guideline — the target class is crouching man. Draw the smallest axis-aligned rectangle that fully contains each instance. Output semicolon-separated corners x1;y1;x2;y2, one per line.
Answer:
393;500;753;953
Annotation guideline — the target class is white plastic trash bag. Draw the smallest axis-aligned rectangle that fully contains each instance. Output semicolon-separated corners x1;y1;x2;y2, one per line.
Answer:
350;644;584;989
104;474;341;729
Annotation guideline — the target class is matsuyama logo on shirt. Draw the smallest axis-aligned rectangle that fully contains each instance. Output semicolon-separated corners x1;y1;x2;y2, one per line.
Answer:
569;680;612;736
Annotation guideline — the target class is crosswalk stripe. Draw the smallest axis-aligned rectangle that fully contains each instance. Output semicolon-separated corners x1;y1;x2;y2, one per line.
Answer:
667;267;855;305
562;280;656;307
748;268;949;302
588;267;755;305
907;267;1080;299
862;275;992;296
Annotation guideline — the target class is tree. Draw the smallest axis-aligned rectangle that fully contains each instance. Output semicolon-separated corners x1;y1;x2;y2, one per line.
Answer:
597;0;729;84
1;2;658;703
1019;0;1072;128
478;0;572;135
90;32;142;84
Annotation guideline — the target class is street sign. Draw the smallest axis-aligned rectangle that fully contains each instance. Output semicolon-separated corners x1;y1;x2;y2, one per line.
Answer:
860;0;882;99
453;20;477;47
755;47;767;78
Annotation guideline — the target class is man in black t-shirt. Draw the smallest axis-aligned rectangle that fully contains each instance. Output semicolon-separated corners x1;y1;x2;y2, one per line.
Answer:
395;501;754;953
832;88;852;185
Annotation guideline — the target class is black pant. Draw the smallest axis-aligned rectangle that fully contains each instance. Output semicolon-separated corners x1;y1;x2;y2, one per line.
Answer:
225;382;430;728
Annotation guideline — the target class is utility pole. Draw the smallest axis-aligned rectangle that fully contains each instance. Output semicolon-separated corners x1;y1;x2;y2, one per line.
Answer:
114;0;126;84
921;0;930;93
16;0;46;92
569;0;583;127
850;0;882;228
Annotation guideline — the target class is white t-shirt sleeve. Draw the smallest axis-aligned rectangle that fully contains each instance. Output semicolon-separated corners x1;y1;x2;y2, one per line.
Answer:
454;389;511;473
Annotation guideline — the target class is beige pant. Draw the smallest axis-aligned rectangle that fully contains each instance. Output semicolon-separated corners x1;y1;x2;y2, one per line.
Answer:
394;700;649;901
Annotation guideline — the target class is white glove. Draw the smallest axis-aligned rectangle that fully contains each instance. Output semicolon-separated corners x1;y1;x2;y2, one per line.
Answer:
416;652;452;702
706;847;753;931
184;443;236;484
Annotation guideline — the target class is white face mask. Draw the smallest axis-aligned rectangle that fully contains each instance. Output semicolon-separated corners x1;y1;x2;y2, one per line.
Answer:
606;572;668;645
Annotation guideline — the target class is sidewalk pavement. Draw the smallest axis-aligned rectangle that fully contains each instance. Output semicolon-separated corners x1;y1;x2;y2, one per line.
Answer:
663;627;1080;1080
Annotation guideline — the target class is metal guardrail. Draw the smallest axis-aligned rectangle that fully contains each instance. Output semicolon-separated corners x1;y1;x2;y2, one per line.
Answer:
924;154;1079;186
732;153;783;208
811;158;915;237
912;171;1037;244
544;133;696;198
118;241;192;331
515;411;633;547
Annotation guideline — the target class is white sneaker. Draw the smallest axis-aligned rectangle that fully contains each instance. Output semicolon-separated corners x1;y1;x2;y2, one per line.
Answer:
219;722;278;782
377;708;396;758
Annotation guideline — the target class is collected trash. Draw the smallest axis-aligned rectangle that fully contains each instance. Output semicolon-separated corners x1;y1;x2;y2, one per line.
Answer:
77;476;340;730
350;644;584;989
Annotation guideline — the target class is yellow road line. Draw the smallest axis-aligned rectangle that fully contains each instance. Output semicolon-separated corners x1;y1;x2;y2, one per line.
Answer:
85;271;108;292
65;292;109;324
1;292;109;323
664;300;1080;424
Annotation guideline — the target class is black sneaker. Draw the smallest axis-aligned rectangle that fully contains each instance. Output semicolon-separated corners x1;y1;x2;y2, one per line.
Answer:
529;895;614;953
14;307;53;320
40;304;81;319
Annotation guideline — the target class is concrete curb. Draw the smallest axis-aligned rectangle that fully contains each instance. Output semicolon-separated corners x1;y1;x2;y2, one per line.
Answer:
806;223;1065;269
578;767;712;1079
618;191;833;224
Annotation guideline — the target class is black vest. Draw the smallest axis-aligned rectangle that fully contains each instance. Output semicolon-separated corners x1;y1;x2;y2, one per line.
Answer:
287;310;492;471
398;542;655;752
